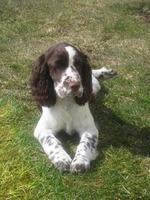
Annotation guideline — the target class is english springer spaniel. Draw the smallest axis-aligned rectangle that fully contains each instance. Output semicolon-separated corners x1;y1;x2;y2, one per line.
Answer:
30;42;116;173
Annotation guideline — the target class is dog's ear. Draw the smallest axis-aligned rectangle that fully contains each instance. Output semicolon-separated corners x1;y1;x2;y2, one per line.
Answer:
75;54;92;105
30;54;56;107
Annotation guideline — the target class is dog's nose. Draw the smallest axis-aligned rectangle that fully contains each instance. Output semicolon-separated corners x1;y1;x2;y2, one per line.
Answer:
69;81;80;91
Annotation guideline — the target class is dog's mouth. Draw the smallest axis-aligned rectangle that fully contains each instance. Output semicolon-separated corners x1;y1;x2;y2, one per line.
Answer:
72;89;83;98
57;87;83;99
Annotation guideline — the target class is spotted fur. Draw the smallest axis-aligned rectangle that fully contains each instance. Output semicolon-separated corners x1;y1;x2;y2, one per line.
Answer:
30;42;117;173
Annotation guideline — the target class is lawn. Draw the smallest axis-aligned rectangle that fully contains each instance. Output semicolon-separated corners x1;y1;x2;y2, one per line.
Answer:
0;0;150;199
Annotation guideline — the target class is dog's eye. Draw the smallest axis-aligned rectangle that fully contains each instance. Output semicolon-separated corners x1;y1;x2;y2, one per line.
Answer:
74;59;82;70
54;60;67;69
75;65;81;71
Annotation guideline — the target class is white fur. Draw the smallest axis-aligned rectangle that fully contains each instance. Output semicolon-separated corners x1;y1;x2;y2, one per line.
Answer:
34;95;99;172
33;45;116;172
54;46;83;98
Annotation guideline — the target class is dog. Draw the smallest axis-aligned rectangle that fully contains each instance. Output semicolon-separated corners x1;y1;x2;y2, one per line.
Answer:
30;42;116;173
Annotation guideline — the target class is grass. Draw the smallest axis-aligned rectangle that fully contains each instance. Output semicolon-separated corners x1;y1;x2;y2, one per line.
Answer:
0;0;150;199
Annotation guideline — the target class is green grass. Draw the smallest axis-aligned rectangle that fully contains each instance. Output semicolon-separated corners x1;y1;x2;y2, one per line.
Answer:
0;0;150;199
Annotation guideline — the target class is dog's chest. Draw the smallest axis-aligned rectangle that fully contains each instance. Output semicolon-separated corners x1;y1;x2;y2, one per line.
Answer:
55;98;78;134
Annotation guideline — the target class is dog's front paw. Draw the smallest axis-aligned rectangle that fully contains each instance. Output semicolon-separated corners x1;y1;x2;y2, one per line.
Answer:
70;157;90;173
52;154;72;172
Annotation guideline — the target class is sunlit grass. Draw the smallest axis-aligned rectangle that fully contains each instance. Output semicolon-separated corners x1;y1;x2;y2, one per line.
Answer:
0;0;150;199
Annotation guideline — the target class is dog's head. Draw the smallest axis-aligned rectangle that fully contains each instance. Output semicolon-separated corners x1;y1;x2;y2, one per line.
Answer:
30;42;92;107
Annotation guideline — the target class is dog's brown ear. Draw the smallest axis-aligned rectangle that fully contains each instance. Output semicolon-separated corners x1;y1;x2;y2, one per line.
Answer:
75;54;92;105
30;54;56;107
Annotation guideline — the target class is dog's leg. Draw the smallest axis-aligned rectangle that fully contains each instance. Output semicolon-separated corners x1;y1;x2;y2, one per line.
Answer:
92;74;101;95
34;128;72;172
70;131;99;173
92;67;117;79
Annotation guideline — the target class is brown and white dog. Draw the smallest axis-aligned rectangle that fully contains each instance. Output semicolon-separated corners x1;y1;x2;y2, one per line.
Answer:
30;42;116;173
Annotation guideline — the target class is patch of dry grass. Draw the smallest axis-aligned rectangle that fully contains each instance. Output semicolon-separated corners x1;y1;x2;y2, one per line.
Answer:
0;0;150;199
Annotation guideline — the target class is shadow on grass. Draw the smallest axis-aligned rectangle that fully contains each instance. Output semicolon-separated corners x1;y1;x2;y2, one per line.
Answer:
56;84;149;171
93;85;150;156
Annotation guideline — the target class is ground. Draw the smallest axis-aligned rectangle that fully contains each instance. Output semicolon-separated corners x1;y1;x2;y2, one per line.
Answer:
0;0;150;199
